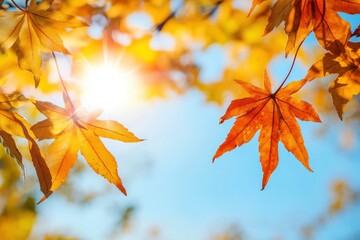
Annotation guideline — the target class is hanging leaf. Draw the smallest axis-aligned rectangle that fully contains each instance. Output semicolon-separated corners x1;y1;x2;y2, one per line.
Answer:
0;0;87;86
261;0;355;56
213;71;321;189
31;93;142;197
306;42;360;119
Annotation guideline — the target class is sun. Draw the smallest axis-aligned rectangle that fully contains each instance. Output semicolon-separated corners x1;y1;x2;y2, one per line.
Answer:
79;61;141;111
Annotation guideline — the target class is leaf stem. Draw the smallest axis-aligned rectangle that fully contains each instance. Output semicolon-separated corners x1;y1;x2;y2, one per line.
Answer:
274;40;304;95
11;0;25;11
153;1;183;32
205;0;224;18
51;52;75;112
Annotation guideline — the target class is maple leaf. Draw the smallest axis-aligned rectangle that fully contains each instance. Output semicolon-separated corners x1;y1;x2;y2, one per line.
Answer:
0;0;87;86
306;42;360;119
0;91;51;197
213;71;321;189
263;0;355;56
31;93;142;196
328;0;360;14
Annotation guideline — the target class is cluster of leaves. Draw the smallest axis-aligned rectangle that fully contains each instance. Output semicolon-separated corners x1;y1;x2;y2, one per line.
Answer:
0;0;359;200
0;1;358;239
0;0;290;200
0;0;141;201
213;0;360;188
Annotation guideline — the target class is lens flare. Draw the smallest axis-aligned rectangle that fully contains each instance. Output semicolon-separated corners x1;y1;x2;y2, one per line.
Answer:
79;62;140;111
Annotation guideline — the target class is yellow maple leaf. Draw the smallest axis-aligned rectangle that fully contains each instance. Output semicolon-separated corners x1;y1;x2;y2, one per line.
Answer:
31;93;142;196
0;0;87;86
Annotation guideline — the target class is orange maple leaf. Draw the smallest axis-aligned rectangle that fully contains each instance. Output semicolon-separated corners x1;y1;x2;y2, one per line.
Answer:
31;93;142;197
259;0;359;55
0;0;87;86
306;42;360;119
213;71;321;189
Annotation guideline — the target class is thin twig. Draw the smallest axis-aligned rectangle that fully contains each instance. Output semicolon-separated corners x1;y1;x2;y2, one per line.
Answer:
205;0;224;18
51;51;75;112
274;40;304;95
11;0;24;11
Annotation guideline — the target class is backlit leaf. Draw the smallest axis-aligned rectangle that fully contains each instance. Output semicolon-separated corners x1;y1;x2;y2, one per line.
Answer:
31;93;142;197
214;71;321;189
0;0;87;86
306;42;360;119
262;0;355;55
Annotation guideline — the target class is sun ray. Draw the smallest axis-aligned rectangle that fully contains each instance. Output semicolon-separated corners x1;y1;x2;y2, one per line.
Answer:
76;52;142;112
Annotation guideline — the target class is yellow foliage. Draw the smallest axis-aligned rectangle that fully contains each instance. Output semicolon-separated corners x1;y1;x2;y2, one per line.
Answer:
0;211;36;240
